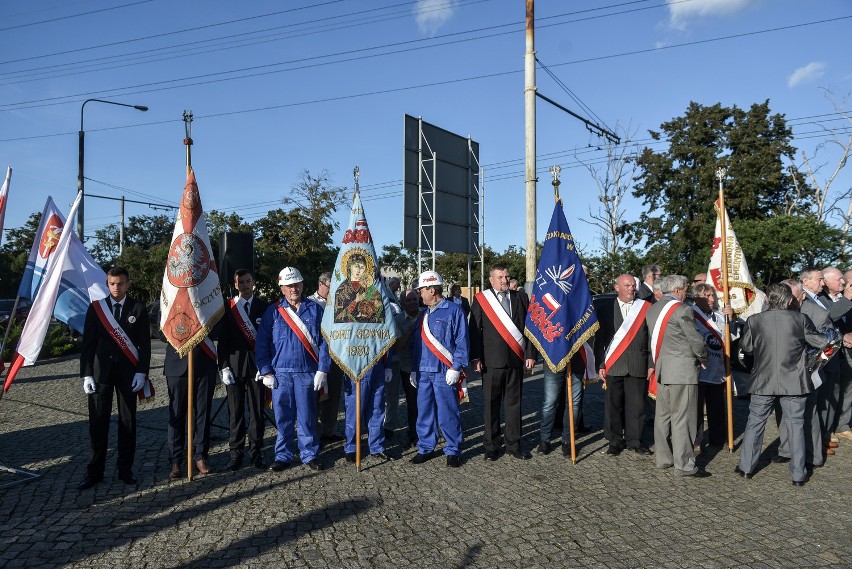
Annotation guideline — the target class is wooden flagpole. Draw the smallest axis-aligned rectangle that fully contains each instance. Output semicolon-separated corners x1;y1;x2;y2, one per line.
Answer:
355;379;361;471
184;110;195;480
716;167;735;453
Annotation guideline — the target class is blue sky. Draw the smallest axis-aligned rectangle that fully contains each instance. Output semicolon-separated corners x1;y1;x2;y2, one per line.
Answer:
1;0;850;264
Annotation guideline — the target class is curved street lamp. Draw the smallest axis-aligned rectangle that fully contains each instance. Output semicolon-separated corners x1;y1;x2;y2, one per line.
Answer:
78;99;148;241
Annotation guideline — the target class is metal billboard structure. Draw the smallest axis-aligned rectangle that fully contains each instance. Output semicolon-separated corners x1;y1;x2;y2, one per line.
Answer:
403;114;484;290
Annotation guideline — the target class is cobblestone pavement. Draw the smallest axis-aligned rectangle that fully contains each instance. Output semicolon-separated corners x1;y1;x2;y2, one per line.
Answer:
1;343;850;568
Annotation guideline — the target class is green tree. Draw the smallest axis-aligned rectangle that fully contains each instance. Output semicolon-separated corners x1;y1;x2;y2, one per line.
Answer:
378;242;418;287
115;243;169;303
0;211;41;296
206;210;253;261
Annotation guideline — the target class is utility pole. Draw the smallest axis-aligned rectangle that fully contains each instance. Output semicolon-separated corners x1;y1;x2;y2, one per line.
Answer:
119;195;125;255
524;0;537;291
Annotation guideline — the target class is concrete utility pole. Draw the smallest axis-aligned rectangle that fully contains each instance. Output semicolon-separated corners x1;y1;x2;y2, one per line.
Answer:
524;0;537;290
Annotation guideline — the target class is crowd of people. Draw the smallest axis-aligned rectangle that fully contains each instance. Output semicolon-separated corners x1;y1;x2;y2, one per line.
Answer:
75;262;852;490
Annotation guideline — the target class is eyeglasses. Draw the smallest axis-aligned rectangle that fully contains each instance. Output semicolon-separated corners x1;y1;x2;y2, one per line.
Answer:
692;279;703;284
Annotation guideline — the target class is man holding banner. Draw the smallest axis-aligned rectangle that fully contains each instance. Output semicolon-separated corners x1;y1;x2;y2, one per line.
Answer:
78;267;151;490
470;264;536;461
257;267;330;472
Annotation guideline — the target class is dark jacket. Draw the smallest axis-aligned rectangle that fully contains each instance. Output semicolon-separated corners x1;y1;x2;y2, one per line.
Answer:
593;298;651;377
217;296;269;377
469;289;536;369
164;342;219;378
80;297;151;381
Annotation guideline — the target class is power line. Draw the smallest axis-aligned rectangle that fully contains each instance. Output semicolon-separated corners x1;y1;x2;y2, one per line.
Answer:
0;0;156;33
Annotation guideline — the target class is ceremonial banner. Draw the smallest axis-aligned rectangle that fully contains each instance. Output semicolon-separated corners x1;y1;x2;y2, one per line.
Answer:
4;193;83;393
0;166;10;241
321;189;397;381
524;200;598;372
160;168;224;356
707;201;756;315
15;197;107;333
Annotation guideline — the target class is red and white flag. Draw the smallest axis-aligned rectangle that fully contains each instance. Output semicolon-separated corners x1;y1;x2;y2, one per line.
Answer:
159;168;224;356
707;201;756;315
3;192;82;393
0;166;11;243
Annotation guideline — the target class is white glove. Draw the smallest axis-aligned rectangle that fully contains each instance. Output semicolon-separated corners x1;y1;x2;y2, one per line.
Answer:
83;376;96;395
262;374;277;389
384;368;393;383
221;367;235;385
313;371;328;392
446;369;461;386
131;373;146;393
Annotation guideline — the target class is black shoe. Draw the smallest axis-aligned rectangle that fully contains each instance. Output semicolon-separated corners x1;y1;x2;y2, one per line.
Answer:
508;450;531;460
345;452;356;464
384;428;394;442
251;455;267;469
628;446;652;456
269;460;290;472
684;469;712;478
771;456;791;464
734;466;753;479
411;452;432;465
226;454;243;472
306;459;324;471
536;441;552;455
792;479;807;487
371;451;396;462
446;455;461;468
484;449;500;461
606;446;623;456
117;472;137;485
77;475;102;490
561;444;570;458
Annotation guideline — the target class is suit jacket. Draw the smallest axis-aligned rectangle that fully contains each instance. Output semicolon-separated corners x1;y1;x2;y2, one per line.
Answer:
469;289;535;369
80;296;151;381
645;296;707;385
817;290;852;323
637;282;655;303
741;309;828;395
593;298;650;377
164;342;219;378
217;296;269;377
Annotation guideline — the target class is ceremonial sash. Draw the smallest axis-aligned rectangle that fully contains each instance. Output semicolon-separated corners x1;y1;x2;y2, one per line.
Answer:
577;341;595;380
93;299;139;367
419;312;468;402
603;299;650;372
200;337;217;362
646;299;683;398
228;297;256;350
691;305;723;346
276;301;319;363
475;291;525;361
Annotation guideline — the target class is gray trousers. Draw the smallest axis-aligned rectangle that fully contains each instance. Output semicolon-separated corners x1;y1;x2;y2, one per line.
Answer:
383;360;401;431
741;394;808;482
817;365;841;439
777;391;823;465
654;383;698;474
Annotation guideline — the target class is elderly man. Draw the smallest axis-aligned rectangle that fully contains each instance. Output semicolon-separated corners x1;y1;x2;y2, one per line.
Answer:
646;275;709;477
410;270;469;468
594;274;653;457
737;283;829;486
471;265;536;461
637;265;661;302
256;267;330;472
836;269;852;441
818;267;852;446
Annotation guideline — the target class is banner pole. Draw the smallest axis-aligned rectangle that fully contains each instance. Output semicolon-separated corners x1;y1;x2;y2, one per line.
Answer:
187;349;194;480
355;379;361;471
716;167;735;453
566;363;576;464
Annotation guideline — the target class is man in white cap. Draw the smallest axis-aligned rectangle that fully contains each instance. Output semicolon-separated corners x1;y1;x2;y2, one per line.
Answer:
256;267;331;471
410;270;469;467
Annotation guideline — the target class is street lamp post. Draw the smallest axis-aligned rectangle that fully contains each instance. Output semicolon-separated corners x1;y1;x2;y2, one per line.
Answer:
78;99;148;241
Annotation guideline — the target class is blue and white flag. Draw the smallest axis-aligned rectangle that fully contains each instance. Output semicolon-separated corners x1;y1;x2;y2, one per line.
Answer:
321;189;397;382
17;197;107;333
524;200;598;372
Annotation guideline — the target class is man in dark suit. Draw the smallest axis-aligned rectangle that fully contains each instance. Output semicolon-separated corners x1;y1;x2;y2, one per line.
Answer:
165;340;219;478
448;284;471;319
78;267;151;490
218;269;269;471
636;265;660;302
470;265;536;461
738;283;829;486
594;273;653;457
817;267;852;446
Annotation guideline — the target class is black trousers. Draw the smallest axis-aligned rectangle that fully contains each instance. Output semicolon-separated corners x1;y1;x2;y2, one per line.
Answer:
226;374;266;457
317;363;343;437
604;374;646;449
87;369;136;478
482;366;524;453
167;371;216;463
400;369;418;442
697;382;726;446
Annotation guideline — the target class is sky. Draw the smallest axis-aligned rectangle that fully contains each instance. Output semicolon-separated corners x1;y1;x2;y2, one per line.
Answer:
1;0;850;271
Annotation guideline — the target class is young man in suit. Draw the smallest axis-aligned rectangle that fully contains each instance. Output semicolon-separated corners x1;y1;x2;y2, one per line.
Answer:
218;269;269;471
469;265;536;461
78;267;151;490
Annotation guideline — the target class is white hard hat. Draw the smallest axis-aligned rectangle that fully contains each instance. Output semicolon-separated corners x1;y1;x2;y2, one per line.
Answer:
278;267;304;285
417;270;444;288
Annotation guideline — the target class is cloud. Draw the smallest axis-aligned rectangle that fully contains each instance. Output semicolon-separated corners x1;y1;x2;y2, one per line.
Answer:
413;0;456;36
787;62;827;88
667;0;756;29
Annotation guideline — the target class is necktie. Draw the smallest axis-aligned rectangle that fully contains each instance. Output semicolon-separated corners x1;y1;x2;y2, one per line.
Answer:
621;302;630;319
500;292;510;315
113;302;122;321
243;300;250;317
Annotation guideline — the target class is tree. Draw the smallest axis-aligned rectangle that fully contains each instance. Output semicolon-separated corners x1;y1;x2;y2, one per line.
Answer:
115;243;169;303
206;210;253;270
0;212;41;296
630;101;804;277
378;242;418;287
90;214;174;268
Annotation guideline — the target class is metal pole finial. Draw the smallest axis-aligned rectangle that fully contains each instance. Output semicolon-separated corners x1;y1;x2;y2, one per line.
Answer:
550;165;561;201
183;110;193;145
716;167;727;182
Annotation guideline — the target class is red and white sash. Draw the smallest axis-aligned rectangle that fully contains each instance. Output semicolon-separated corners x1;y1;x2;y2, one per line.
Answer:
419;311;468;402
603;299;650;372
93;299;139;367
276;301;319;363
228;297;256;349
691;305;723;347
577;342;596;380
200;337;217;362
650;299;683;365
474;290;525;361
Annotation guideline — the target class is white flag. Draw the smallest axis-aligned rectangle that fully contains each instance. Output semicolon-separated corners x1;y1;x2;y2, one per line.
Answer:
706;201;756;315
